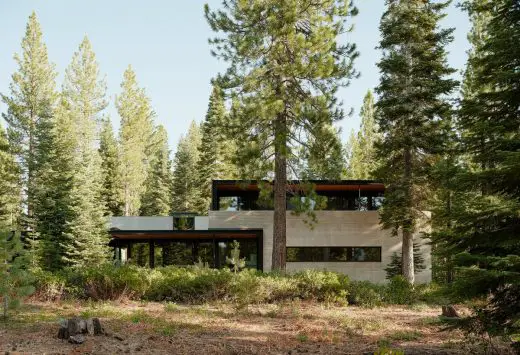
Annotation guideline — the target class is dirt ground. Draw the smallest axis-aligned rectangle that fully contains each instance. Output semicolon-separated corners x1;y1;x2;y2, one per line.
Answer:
0;300;514;354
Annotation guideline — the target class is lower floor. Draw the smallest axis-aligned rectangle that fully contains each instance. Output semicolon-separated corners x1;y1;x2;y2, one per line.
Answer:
109;229;263;270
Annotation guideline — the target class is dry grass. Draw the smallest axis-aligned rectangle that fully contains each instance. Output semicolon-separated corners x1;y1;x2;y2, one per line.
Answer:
0;300;514;354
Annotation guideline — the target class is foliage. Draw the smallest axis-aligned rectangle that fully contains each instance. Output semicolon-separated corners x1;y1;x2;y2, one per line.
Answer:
99;118;123;216
440;0;520;340
171;121;201;212
384;242;426;279
0;123;19;228
141;125;172;216
116;65;155;216
347;281;384;308
1;12;57;260
345;90;380;179
0;230;35;319
374;0;457;283
59;36;110;268
195;84;238;215
226;240;246;273
205;0;358;270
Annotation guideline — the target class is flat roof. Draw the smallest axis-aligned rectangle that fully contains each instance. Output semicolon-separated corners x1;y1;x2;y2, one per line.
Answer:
110;228;263;241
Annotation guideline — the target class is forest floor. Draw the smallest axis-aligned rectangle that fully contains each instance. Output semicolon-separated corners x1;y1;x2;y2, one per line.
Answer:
0;300;514;354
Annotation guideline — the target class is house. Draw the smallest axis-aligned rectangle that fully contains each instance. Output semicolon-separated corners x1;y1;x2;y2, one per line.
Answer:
109;180;432;283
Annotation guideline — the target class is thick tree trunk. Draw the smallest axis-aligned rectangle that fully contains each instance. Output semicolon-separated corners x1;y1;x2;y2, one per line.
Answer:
402;230;414;284
271;113;287;272
402;148;415;284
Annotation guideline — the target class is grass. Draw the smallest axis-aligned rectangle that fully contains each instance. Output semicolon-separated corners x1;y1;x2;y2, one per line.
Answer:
1;300;516;354
387;330;423;341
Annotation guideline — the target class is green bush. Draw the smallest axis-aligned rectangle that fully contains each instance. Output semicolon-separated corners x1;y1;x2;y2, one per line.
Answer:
31;264;445;307
347;281;384;308
383;275;417;305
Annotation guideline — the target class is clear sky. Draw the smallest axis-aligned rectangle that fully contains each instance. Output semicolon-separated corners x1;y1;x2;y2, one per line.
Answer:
0;1;471;151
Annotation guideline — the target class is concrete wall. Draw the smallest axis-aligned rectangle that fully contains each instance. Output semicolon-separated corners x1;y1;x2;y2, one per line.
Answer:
111;216;173;231
208;210;431;283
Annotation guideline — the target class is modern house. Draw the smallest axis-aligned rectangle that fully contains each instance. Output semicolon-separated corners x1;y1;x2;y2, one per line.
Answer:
109;180;432;283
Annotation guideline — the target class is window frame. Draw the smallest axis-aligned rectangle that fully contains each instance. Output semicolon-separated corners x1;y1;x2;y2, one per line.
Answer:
286;246;382;263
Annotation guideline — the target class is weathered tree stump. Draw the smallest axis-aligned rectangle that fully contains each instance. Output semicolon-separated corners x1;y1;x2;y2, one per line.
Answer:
441;305;460;318
57;317;104;340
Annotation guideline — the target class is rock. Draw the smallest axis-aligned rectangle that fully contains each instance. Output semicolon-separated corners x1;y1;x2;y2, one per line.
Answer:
113;334;125;341
57;323;69;340
92;318;103;335
442;305;460;318
78;319;87;333
68;334;86;344
86;318;94;336
67;317;81;337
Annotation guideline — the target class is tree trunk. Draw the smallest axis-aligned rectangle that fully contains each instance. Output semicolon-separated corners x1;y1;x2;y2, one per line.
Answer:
271;113;287;272
402;147;415;284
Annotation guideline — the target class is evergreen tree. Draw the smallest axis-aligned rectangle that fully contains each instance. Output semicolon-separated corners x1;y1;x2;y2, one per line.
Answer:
446;0;520;336
0;230;34;319
0;123;20;229
205;0;359;270
1;12;57;241
35;98;75;270
195;85;238;215
99;118;124;216
141;125;172;216
116;66;155;216
374;0;457;284
60;37;110;267
304;123;345;180
346;90;380;179
172;121;201;212
384;241;426;279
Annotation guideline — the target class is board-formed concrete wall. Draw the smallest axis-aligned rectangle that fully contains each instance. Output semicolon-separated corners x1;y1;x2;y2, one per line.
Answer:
208;210;431;283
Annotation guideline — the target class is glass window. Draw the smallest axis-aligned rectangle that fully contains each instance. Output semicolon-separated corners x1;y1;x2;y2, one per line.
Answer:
219;196;241;211
286;247;381;262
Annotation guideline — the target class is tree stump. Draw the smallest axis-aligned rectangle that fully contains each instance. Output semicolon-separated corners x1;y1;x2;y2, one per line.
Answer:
57;317;104;340
441;305;460;318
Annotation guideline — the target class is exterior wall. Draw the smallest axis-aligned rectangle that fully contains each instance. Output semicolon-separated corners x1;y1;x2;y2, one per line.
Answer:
111;216;173;231
194;216;209;230
208;211;431;283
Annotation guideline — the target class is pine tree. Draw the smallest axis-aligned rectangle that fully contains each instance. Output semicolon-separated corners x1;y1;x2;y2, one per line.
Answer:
195;85;238;215
304;123;345;179
116;66;155;216
205;0;359;271
384;241;426;279
60;37;110;267
374;0;457;284
99;118;124;216
141;125;172;216
0;123;20;229
0;230;34;319
1;11;57;241
36;98;75;270
446;0;520;336
346;90;379;179
172;121;201;212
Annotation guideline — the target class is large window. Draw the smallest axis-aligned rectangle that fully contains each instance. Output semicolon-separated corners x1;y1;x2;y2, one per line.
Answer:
286;247;381;262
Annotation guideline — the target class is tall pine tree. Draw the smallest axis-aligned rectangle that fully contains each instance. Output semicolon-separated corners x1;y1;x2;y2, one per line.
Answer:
374;0;457;283
141;125;172;216
116;66;155;216
205;0;358;270
195;85;238;215
60;37;110;267
1;12;57;243
99;118;124;216
172;121;201;212
446;0;520;336
346;90;380;179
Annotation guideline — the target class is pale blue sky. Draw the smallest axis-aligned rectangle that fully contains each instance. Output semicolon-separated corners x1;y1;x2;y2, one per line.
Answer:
0;1;470;151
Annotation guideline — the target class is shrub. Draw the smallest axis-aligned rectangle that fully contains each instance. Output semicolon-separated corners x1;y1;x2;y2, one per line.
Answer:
293;270;349;304
383;275;417;305
347;281;384;308
31;269;68;301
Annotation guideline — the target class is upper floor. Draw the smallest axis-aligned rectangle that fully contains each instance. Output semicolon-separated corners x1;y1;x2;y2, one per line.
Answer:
211;180;385;212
